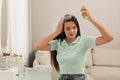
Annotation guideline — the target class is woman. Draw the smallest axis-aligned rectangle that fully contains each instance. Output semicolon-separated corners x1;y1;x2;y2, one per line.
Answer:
35;6;113;80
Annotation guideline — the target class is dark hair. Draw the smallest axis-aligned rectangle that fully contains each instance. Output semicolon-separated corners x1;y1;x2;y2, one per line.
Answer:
54;14;81;40
51;14;81;72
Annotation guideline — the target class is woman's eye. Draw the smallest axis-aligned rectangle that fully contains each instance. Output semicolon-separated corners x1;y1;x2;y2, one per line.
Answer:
73;27;77;29
67;29;70;30
66;28;70;30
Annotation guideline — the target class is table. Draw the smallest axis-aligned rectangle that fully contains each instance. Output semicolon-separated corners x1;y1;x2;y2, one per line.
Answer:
0;66;52;80
24;67;52;80
0;67;18;80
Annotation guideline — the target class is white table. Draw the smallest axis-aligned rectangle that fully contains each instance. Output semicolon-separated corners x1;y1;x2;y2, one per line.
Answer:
0;68;18;80
25;67;52;80
0;66;52;80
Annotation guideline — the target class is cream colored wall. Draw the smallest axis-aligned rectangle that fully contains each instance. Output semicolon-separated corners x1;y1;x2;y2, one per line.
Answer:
31;0;120;49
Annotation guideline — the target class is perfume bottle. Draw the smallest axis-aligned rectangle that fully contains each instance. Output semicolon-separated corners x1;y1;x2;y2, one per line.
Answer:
81;6;88;19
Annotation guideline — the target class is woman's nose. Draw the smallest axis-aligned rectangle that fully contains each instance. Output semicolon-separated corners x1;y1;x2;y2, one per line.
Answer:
70;29;74;33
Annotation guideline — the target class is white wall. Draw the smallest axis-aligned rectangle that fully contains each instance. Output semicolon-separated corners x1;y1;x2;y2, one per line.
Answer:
31;0;120;49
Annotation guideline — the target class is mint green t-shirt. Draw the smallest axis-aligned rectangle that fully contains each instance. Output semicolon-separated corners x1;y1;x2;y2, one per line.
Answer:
50;36;96;74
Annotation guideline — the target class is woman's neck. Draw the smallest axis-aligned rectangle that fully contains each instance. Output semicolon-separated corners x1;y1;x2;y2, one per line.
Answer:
66;37;76;44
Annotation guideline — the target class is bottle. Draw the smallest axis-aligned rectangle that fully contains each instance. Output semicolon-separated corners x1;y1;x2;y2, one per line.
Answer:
81;6;88;19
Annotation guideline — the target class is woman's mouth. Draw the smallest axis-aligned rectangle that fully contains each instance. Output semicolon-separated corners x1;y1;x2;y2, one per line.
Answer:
70;34;74;36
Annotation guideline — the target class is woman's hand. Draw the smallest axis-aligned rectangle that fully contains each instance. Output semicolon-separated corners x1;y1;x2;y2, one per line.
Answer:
55;17;64;35
81;6;113;46
81;6;93;21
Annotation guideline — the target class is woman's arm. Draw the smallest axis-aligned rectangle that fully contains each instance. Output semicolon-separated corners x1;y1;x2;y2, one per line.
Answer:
89;19;113;46
81;6;113;46
35;18;64;51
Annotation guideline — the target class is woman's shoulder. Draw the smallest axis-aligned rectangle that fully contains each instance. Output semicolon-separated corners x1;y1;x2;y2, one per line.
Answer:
80;36;97;41
80;35;96;38
50;39;62;43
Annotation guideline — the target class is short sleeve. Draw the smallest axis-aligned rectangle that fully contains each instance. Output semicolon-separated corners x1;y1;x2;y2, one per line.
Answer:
49;40;58;51
84;36;97;49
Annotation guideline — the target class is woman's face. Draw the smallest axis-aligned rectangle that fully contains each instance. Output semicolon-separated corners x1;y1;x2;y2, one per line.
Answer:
64;21;78;39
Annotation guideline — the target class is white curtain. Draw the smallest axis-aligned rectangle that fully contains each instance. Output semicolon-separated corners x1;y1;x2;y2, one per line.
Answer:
0;0;11;54
0;0;29;65
8;0;29;64
0;0;2;54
